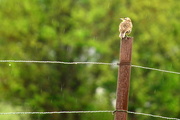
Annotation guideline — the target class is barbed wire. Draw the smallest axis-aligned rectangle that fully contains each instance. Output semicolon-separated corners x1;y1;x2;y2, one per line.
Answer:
0;110;179;120
0;60;180;75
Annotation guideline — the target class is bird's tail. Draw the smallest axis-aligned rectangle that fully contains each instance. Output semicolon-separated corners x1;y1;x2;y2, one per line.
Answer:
119;32;125;39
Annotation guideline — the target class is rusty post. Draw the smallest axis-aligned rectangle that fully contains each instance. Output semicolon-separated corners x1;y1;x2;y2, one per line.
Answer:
114;37;133;120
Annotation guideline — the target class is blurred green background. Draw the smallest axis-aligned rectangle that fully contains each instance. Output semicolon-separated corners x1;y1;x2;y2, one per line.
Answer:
0;0;180;120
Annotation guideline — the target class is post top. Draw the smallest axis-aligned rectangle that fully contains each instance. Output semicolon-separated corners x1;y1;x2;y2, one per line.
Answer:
122;37;133;40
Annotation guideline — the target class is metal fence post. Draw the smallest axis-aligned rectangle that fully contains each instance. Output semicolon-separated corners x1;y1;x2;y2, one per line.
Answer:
114;37;133;120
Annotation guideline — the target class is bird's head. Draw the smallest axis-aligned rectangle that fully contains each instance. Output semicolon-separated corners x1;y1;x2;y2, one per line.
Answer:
120;17;131;21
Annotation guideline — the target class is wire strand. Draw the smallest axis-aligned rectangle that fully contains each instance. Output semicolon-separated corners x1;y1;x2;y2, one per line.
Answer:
1;60;180;75
131;65;180;75
127;111;180;120
0;60;117;65
0;110;112;115
0;110;179;120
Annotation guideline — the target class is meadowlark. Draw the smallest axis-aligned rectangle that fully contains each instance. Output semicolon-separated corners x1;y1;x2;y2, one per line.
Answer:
119;17;133;39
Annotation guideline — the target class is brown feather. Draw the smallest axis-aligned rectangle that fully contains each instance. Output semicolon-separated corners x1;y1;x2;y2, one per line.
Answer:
119;18;133;39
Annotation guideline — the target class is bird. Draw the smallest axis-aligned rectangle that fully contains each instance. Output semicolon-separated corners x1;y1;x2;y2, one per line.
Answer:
119;17;133;39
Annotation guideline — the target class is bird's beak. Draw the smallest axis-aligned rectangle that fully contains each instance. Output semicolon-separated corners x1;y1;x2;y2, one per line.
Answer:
120;18;124;20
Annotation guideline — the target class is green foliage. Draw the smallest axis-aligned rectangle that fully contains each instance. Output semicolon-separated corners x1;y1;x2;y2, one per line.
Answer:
0;0;180;120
